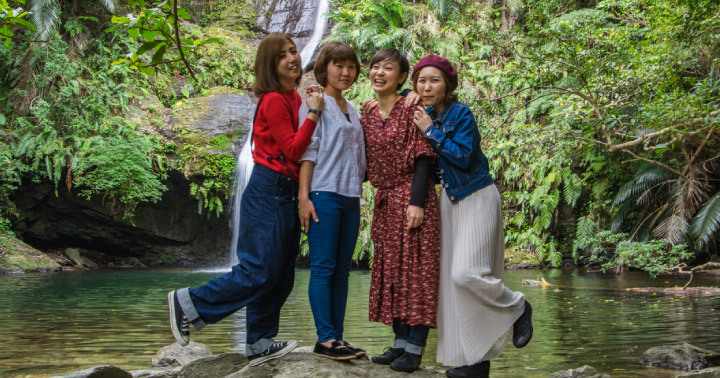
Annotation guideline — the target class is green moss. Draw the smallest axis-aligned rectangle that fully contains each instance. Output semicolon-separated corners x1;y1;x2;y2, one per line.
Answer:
0;234;60;272
505;248;543;268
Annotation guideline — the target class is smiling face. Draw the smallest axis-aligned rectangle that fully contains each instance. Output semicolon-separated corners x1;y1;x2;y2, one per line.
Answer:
369;59;408;96
275;40;301;90
325;59;357;93
414;66;448;108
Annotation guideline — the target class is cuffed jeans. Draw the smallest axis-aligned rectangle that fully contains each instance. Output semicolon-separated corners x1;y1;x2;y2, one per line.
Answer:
176;164;300;356
307;191;360;342
393;318;429;355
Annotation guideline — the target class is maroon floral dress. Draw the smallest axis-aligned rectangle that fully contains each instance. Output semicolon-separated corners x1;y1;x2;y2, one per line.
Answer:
361;97;441;328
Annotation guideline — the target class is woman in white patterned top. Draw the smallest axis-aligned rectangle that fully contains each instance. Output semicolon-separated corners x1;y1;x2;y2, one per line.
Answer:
298;42;367;361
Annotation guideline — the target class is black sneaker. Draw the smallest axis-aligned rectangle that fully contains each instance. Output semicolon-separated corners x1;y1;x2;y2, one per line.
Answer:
313;341;357;360
371;347;404;365
390;351;422;373
339;340;366;358
167;290;190;346
247;340;298;366
446;361;490;378
513;300;533;348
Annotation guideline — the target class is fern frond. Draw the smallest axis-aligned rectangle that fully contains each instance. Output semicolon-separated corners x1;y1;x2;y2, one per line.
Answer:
689;192;720;246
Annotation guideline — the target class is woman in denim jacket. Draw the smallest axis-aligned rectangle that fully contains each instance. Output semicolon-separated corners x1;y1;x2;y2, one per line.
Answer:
410;55;533;378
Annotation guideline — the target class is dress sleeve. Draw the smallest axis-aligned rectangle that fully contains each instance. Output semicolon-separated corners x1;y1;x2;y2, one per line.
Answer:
403;100;437;172
265;93;318;162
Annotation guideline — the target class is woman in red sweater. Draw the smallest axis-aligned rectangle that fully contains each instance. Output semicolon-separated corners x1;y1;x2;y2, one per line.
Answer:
167;32;324;366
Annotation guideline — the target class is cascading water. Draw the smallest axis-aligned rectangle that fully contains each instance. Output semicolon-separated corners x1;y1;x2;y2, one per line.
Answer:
226;0;330;269
300;0;329;70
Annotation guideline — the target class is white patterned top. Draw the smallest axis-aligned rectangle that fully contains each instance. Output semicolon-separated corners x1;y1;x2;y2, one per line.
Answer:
299;96;366;198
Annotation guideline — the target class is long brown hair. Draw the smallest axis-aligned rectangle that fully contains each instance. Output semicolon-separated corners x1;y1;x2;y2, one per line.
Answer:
253;33;302;95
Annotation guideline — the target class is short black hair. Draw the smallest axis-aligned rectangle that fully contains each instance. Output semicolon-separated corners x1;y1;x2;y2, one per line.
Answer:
369;48;409;90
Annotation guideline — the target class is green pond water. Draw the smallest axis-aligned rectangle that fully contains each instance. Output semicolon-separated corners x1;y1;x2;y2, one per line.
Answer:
1;268;719;377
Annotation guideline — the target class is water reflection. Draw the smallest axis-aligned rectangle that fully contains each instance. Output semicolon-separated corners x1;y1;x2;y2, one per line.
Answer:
0;269;718;377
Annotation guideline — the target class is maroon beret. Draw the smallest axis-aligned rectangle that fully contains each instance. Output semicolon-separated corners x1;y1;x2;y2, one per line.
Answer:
412;54;458;92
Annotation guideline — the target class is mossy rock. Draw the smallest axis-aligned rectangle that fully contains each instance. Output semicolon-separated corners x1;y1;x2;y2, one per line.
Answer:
0;233;60;272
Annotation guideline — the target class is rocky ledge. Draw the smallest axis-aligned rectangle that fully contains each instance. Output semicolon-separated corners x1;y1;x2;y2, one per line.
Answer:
53;342;720;378
54;343;446;378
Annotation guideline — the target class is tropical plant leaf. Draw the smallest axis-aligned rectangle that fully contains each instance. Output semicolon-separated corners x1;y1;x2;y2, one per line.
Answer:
689;192;720;246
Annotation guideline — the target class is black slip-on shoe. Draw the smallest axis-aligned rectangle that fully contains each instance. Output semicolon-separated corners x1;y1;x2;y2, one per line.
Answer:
247;340;298;366
513;300;533;348
313;341;357;360
446;361;490;378
340;341;366;358
167;290;190;346
389;351;422;373
371;347;405;365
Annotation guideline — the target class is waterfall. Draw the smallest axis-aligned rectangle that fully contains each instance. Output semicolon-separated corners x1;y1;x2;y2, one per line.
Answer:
226;0;329;269
300;0;329;70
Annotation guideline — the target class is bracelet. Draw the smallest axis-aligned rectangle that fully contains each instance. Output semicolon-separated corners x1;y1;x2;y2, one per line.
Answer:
308;108;321;116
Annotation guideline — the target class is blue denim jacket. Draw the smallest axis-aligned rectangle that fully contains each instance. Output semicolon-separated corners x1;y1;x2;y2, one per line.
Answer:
423;101;493;203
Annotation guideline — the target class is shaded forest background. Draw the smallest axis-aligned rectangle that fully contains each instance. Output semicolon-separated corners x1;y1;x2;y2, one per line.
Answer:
1;0;718;275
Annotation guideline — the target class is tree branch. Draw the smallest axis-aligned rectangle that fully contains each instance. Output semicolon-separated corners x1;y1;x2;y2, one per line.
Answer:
172;0;196;81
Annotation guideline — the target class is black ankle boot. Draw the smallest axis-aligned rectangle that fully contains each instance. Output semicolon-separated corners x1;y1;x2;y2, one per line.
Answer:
371;347;404;365
446;360;490;378
513;300;533;348
390;351;422;373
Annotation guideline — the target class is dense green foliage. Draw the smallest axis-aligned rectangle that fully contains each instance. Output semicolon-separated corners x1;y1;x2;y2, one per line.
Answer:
330;0;720;271
1;0;717;274
0;0;255;226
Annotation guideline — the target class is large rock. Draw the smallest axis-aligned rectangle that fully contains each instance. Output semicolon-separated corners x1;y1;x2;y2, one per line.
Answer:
152;342;213;367
178;353;247;378
128;368;181;378
12;170;231;267
52;365;131;378
676;367;720;377
0;233;59;273
550;365;612;378
226;349;445;377
641;344;720;371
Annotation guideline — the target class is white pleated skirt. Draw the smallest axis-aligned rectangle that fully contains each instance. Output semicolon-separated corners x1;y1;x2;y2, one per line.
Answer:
436;184;525;367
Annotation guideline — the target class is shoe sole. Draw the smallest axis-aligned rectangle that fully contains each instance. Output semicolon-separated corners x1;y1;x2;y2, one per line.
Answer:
248;339;298;367
167;291;189;346
313;352;357;361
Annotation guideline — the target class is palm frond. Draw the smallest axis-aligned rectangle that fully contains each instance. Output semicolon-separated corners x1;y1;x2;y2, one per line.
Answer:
30;0;61;40
613;163;670;205
689;192;720;246
653;211;689;245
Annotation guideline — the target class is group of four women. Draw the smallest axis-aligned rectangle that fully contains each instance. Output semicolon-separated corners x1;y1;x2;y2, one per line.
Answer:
167;32;533;378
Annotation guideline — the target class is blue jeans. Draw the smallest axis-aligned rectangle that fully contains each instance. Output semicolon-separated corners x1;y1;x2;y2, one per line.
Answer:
307;191;360;342
393;318;429;355
177;164;300;356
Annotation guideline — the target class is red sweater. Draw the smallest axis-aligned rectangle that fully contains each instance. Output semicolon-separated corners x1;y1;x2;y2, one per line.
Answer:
252;90;317;181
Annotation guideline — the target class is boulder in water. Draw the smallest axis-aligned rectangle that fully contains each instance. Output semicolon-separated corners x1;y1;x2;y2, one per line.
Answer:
641;343;720;371
53;365;131;378
549;365;612;377
152;342;213;367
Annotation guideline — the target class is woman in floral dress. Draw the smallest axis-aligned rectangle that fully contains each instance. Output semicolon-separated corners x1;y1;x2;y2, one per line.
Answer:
360;48;441;373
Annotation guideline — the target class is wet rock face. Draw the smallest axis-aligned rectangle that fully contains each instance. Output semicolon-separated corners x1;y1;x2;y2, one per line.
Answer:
254;0;319;36
12;170;231;267
170;91;257;154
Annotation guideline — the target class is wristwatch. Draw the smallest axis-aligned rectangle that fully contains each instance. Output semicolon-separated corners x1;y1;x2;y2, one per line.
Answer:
308;108;321;116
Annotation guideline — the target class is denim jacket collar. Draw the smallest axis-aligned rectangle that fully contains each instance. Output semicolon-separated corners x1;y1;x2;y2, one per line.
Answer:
429;100;458;125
